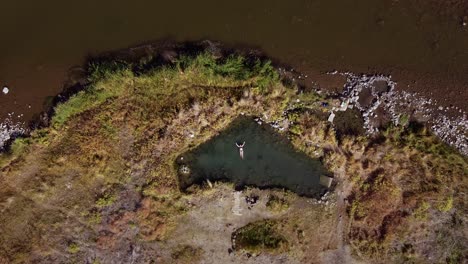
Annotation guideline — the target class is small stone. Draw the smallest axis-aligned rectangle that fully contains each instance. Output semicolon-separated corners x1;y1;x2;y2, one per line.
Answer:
2;86;9;94
328;112;336;123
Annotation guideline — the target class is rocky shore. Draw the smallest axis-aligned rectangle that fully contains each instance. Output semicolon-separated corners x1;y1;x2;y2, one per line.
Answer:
328;72;468;155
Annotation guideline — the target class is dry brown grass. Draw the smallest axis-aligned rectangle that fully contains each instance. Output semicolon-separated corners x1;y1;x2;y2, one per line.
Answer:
0;53;295;263
338;127;467;263
284;108;468;263
0;52;466;263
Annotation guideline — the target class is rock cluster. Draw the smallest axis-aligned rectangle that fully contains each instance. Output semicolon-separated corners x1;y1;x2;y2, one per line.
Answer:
0;116;26;150
329;72;467;156
329;72;397;134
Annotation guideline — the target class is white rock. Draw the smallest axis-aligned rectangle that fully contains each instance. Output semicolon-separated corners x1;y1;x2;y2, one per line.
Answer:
2;86;9;94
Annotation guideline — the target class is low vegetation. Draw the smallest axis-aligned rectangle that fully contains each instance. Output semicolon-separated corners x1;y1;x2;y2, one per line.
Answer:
171;244;204;263
266;194;290;212
233;220;288;254
289;109;467;263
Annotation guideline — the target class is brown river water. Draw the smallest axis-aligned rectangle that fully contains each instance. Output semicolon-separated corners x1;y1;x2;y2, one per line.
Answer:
1;0;467;125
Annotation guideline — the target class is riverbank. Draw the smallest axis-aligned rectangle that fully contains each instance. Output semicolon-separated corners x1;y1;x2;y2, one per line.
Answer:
0;48;466;263
2;0;468;131
2;41;467;156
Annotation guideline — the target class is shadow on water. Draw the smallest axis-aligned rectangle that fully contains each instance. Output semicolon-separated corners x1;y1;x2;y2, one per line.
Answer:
177;116;330;197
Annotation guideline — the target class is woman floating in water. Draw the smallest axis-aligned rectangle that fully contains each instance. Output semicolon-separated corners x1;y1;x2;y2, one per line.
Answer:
236;141;245;159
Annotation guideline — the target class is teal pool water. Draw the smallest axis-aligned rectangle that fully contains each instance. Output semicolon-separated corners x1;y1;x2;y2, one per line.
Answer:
177;117;329;197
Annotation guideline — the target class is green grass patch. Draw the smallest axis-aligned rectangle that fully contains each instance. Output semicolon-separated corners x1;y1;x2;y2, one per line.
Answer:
289;125;303;136
437;196;453;212
9;137;32;156
0;137;33;167
87;59;130;83
67;243;80;254
412;201;430;221
177;52;279;92
52;52;281;129
95;193;117;208
266;194;290;212
398;114;410;127
233;220;288;254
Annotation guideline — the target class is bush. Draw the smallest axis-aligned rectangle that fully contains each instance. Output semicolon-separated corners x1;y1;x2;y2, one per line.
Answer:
266;194;289;212
87;60;129;83
437;196;453;212
95;193;116;208
233;220;287;253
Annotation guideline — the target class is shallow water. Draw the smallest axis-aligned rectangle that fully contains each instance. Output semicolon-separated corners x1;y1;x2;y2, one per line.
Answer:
178;117;329;196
